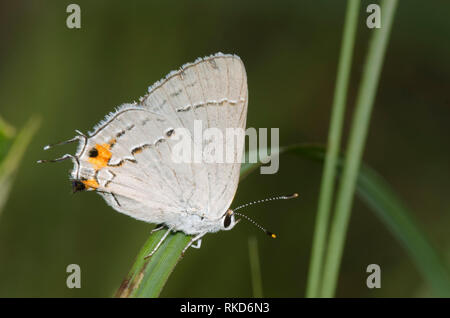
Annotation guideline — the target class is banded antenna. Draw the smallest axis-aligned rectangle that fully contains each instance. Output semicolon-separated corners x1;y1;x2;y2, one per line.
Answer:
231;193;299;238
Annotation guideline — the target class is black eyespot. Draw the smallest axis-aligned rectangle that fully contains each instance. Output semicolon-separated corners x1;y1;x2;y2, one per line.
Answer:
166;129;175;137
224;213;232;228
88;147;98;158
72;180;86;193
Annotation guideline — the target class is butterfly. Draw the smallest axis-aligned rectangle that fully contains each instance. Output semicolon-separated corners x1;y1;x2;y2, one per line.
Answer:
40;53;297;257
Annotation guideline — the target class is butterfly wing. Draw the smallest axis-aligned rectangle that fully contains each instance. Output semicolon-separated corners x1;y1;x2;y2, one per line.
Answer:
72;53;248;226
141;53;248;219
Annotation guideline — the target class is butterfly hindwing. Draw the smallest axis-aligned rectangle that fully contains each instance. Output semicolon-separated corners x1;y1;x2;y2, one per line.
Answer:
72;53;248;228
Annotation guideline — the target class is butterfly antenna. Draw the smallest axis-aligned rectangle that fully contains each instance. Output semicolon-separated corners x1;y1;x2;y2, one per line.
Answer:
231;193;299;239
42;130;86;150
233;211;277;239
233;193;299;212
37;154;78;164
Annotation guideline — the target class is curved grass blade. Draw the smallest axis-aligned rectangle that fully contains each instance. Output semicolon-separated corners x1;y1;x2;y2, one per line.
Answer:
242;143;450;297
356;166;450;297
117;146;282;298
115;230;192;298
118;143;450;297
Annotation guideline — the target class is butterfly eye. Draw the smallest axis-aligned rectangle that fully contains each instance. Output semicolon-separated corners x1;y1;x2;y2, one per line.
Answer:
72;180;86;193
223;213;232;228
88;147;98;158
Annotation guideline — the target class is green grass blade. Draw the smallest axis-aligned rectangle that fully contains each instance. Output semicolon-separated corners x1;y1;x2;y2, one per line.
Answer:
118;144;449;297
248;236;264;298
321;0;399;297
356;168;450;297
115;229;192;298
118;145;298;298
306;0;360;298
241;144;450;297
0;116;41;216
0;116;16;161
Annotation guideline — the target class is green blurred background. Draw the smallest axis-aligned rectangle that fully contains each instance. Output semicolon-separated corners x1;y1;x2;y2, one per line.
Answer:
1;0;449;297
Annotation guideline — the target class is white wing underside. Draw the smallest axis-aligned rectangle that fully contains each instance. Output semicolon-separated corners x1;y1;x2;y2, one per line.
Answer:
72;53;248;230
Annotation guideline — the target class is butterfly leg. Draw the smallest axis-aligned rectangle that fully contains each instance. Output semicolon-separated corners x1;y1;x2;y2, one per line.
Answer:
150;224;165;234
181;232;207;256
191;239;202;249
144;226;174;259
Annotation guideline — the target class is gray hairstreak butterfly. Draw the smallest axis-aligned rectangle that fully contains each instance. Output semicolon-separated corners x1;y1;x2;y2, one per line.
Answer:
39;53;297;257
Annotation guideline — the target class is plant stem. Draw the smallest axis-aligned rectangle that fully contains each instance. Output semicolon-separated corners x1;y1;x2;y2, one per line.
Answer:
320;0;399;297
248;236;263;297
306;0;360;298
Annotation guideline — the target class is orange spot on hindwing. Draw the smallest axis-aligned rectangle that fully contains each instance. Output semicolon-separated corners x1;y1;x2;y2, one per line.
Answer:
88;143;112;169
81;179;99;190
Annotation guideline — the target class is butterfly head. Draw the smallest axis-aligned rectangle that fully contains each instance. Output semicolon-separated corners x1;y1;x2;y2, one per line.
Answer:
221;209;240;231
